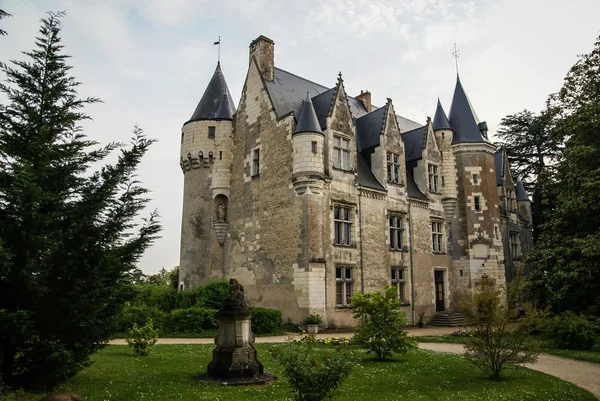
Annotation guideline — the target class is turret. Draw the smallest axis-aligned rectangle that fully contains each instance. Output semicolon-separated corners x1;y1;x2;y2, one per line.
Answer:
292;93;325;195
432;98;458;223
179;63;236;290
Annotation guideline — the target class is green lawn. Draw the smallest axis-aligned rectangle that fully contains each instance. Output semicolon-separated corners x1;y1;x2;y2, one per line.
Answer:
416;335;600;364
10;344;596;401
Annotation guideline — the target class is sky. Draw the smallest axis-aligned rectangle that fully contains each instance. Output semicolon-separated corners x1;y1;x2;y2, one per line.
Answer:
1;0;599;275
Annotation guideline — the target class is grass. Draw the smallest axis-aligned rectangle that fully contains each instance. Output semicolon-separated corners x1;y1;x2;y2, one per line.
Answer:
415;335;600;364
8;344;596;401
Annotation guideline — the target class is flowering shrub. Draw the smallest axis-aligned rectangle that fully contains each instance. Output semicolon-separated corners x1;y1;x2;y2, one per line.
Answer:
317;337;354;346
125;319;159;356
271;335;356;401
301;314;323;325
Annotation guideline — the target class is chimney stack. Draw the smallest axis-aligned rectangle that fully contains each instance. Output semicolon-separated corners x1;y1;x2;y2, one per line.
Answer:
355;90;372;113
249;35;275;82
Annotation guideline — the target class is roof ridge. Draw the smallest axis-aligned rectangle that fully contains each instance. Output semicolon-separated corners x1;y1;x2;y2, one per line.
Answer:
273;67;329;91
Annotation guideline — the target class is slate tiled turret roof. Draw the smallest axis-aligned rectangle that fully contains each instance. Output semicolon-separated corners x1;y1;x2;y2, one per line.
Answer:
214;93;234;120
295;93;322;134
516;180;528;201
432;98;452;130
186;62;236;124
449;75;488;144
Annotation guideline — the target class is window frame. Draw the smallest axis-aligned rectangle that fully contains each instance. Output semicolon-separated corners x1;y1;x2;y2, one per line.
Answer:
335;266;354;307
428;164;439;193
252;148;260;176
391;267;406;303
388;214;405;251
333;205;353;246
333;136;351;171
510;233;519;259
474;196;481;212
208;126;216;139
431;220;444;253
386;152;402;184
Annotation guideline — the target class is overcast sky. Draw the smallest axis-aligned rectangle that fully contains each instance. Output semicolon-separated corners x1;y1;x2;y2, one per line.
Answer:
1;0;599;275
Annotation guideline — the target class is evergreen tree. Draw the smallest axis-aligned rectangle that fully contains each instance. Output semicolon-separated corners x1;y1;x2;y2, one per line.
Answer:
528;35;600;316
495;109;560;238
0;12;161;388
0;9;11;36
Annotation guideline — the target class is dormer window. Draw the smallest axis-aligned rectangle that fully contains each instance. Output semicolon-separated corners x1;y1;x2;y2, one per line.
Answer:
387;152;401;184
428;164;439;193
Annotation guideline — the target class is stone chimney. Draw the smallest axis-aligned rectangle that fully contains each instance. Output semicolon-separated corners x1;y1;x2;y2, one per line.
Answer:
355;90;372;113
249;35;274;82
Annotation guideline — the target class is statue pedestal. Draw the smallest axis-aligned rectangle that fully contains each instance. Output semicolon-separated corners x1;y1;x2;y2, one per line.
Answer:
199;298;275;385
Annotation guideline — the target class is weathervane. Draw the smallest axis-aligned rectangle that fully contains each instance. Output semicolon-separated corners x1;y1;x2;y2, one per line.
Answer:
452;43;460;74
214;36;221;64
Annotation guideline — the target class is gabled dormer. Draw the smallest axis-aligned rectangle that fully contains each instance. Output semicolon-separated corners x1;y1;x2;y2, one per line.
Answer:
328;73;356;177
421;118;442;196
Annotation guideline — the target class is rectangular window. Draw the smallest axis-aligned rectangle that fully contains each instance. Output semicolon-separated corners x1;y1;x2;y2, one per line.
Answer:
336;267;353;306
507;190;516;212
432;221;443;253
386;152;401;183
428;164;439;192
253;149;260;176
208;126;216;138
495;226;499;238
474;196;481;211
442;176;445;187
333;136;351;170
391;268;406;303
311;141;317;154
389;214;404;250
510;233;519;258
334;205;352;246
473;174;479;184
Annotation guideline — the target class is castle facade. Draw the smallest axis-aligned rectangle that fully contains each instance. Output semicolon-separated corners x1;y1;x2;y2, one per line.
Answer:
178;35;532;327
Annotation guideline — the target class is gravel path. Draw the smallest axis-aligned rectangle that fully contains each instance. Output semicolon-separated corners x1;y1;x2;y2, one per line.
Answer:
419;342;600;400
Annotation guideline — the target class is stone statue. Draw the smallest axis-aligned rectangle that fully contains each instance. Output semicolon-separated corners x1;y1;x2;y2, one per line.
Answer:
217;203;226;222
228;277;245;306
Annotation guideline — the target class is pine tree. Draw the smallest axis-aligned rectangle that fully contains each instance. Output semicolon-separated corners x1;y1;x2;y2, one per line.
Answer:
0;12;161;388
528;35;600;316
0;9;11;36
495;109;561;238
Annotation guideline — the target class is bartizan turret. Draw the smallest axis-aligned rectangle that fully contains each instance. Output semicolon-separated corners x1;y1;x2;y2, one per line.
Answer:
179;62;235;290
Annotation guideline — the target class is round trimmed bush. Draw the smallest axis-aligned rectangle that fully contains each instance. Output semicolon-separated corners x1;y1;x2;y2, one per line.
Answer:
251;307;283;335
548;311;599;350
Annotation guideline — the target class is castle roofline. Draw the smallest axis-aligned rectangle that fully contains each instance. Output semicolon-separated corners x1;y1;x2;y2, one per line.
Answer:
432;98;452;130
185;62;236;125
449;76;488;144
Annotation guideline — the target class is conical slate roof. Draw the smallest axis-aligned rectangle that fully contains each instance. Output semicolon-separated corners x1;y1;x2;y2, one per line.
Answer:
215;93;234;120
516;180;528;201
294;93;322;135
449;75;487;144
186;62;236;124
432;98;451;130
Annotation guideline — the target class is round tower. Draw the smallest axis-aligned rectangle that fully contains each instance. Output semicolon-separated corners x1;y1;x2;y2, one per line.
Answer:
292;93;325;195
432;98;458;223
179;62;235;290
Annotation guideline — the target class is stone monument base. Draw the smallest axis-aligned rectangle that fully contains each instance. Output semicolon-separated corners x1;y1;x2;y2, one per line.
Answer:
196;372;276;386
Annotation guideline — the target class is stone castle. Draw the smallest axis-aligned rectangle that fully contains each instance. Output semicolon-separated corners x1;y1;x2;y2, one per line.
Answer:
178;35;533;327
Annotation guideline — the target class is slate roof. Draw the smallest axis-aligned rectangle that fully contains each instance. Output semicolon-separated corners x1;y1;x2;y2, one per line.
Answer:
215;93;234;120
449;75;488;144
432;98;452;130
265;68;422;132
295;93;322;134
406;171;427;200
357;153;386;191
186;63;236;124
355;106;387;151
494;150;504;185
516;180;528;201
402;126;426;162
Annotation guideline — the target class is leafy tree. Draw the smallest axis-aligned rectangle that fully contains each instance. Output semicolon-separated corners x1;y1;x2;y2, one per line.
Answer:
462;269;544;380
351;286;416;360
495;109;560;238
528;35;600;316
0;12;160;388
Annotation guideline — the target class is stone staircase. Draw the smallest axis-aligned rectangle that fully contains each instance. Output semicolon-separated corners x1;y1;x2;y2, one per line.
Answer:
427;312;466;327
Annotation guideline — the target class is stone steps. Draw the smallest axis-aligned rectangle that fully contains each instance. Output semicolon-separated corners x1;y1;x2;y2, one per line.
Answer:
427;312;466;327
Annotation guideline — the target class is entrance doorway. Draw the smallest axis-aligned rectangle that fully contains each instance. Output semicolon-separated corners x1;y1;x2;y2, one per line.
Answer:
434;270;445;312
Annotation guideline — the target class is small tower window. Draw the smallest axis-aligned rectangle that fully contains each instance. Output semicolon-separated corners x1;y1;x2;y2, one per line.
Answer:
209;151;214;162
442;132;445;139
473;174;479;184
253;149;260;176
208;126;216;138
441;176;445;187
219;151;222;160
311;141;317;154
187;153;192;159
199;151;204;162
474;196;481;211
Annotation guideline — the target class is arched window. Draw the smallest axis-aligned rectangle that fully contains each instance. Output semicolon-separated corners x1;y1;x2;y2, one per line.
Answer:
209;151;214;162
199;151;204;162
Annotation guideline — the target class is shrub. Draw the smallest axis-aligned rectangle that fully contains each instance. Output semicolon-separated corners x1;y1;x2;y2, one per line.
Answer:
133;284;181;312
548;311;599;350
196;280;230;309
462;269;545;379
163;307;218;335
270;336;356;401
351;286;416;360
125;320;159;357
301;314;323;325
115;304;165;334
251;307;284;335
